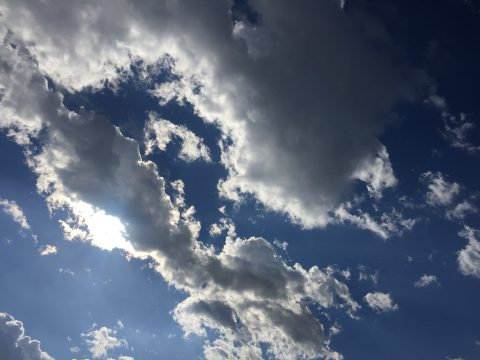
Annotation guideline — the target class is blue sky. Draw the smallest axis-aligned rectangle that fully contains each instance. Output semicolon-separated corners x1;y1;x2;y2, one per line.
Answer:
0;1;479;359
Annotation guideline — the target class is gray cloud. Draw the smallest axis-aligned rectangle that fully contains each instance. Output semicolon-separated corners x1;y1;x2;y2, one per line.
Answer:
0;312;53;360
0;27;357;359
0;0;428;230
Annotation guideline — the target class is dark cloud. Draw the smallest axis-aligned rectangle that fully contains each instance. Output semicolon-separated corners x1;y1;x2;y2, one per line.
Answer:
0;27;357;359
1;0;429;229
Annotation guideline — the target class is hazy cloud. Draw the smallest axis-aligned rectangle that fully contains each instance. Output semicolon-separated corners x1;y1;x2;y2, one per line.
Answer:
421;172;460;207
414;274;439;288
0;198;30;230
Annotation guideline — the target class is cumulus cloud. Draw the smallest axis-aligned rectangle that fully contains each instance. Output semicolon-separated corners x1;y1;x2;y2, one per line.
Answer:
457;226;480;279
38;245;57;256
144;113;211;162
82;326;127;359
0;28;358;359
0;198;30;230
414;274;439;288
421;172;460;207
364;292;398;313
0;0;428;230
0;312;53;360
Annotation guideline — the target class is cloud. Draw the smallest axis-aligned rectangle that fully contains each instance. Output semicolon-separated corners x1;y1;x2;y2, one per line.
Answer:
82;326;127;359
364;292;398;312
0;0;428;231
333;203;416;239
414;274;439;288
358;265;378;284
457;226;480;279
39;245;57;256
352;144;398;200
0;312;53;360
0;198;30;230
427;95;480;154
0;29;358;359
144;113;211;162
446;201;477;220
421;172;460;207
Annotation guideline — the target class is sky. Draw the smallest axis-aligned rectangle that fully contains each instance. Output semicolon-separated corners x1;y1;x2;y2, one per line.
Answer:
0;0;479;359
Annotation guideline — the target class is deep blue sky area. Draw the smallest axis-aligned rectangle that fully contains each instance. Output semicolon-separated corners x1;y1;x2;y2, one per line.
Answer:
1;1;480;360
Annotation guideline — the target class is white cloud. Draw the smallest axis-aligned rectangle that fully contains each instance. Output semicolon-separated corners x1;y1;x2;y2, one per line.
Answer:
446;200;477;220
0;32;359;359
209;217;236;238
333;203;416;239
421;172;460;207
364;292;398;313
457;226;480;279
144;113;211;162
358;265;378;284
0;198;30;230
0;0;427;231
353;144;398;199
39;245;57;256
0;312;53;360
428;95;480;154
82;326;127;359
414;274;439;288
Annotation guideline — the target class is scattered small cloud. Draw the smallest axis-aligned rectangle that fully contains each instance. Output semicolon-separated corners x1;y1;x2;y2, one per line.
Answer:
414;274;439;288
457;226;480;279
446;200;477;220
272;239;288;251
39;245;57;256
427;95;480;154
0;197;31;230
82;326;128;359
364;292;399;313
59;268;75;276
421;171;460;207
358;265;379;285
144;113;211;162
334;203;415;239
353;144;398;200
